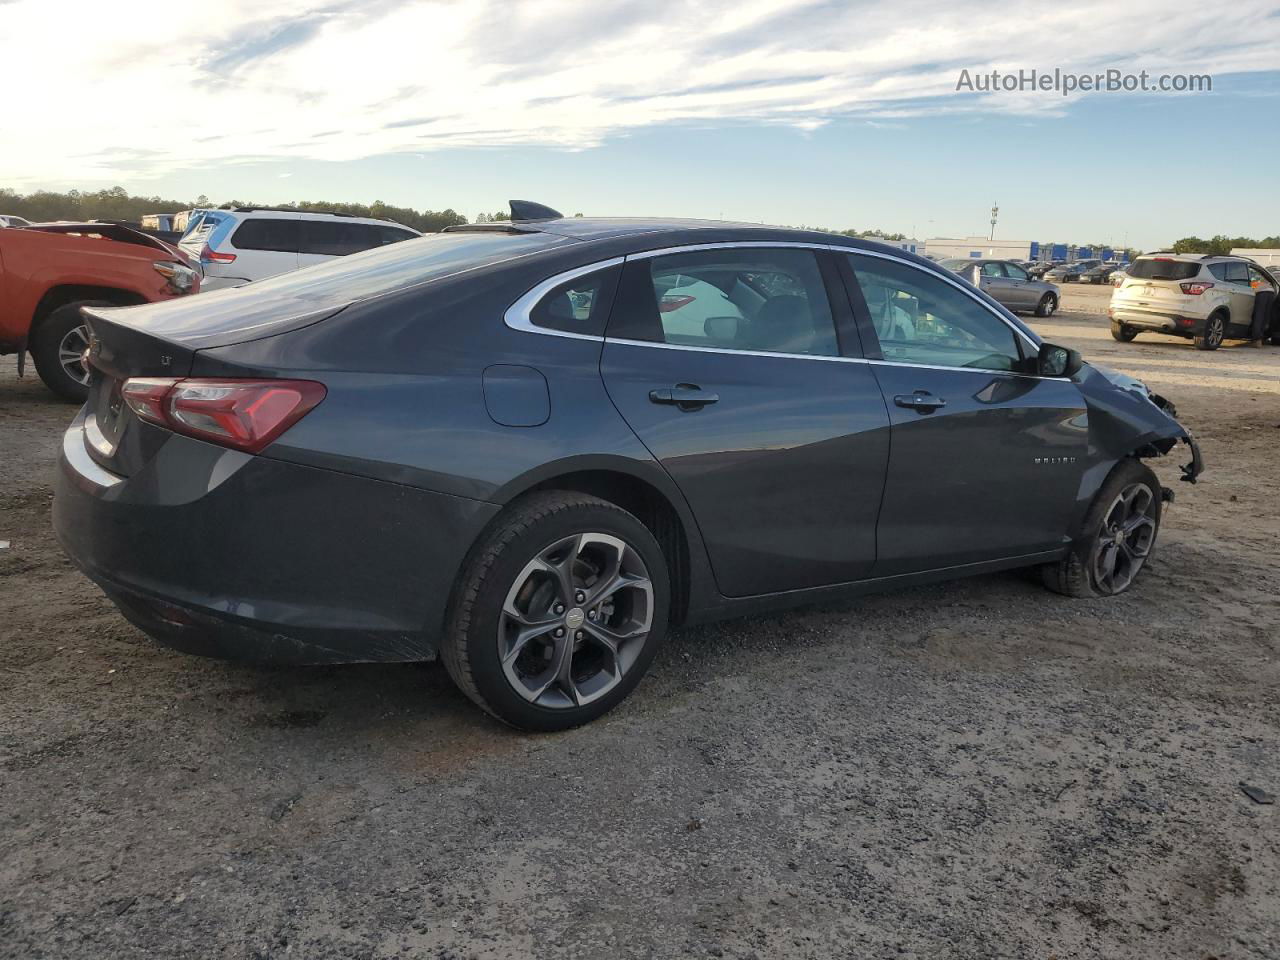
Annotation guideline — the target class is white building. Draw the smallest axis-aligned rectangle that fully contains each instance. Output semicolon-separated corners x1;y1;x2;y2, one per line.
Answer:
864;235;923;256
1231;248;1280;266
922;236;1035;261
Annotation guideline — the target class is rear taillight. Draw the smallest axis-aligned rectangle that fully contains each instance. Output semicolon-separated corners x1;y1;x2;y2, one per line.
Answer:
200;243;236;263
659;295;695;313
1180;281;1214;295
122;378;325;453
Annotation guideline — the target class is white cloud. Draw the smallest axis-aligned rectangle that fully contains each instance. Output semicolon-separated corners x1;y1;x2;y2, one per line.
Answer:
2;0;1278;183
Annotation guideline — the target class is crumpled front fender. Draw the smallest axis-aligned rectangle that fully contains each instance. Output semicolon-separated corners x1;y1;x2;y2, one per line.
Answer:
1076;363;1203;483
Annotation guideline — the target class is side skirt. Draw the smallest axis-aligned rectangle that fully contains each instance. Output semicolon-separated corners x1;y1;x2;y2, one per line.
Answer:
682;549;1067;626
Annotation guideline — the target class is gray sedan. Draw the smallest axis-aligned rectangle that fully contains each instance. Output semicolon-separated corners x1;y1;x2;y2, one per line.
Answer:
939;258;1061;317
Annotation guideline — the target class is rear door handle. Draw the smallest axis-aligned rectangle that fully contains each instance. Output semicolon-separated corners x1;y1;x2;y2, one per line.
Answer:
649;384;719;411
894;392;946;412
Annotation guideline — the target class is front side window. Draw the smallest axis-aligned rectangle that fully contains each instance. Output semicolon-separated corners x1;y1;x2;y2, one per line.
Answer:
1005;263;1030;281
1248;266;1276;290
611;248;838;356
846;254;1023;371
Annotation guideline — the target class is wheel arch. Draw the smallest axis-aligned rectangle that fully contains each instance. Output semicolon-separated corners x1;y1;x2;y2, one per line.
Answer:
491;457;705;625
30;285;147;333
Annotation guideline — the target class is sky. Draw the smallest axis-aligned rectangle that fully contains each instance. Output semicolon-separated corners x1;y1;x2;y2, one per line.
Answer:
3;0;1279;249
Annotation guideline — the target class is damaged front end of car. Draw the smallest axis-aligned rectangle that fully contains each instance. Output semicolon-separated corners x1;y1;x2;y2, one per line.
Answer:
1077;364;1205;489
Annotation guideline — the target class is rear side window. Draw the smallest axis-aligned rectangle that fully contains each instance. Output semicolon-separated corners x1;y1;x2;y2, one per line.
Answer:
1127;259;1201;281
608;248;839;357
232;218;299;253
1223;261;1250;283
530;267;621;336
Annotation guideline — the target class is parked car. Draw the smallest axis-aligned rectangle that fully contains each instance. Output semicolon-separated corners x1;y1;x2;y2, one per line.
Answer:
0;222;199;400
1045;260;1101;283
178;207;421;290
0;214;32;228
1080;262;1123;285
140;214;175;232
938;258;1060;316
1110;254;1280;349
1025;262;1053;279
53;204;1203;730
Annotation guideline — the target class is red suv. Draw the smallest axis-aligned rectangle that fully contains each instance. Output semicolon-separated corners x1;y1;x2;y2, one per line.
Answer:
0;222;199;400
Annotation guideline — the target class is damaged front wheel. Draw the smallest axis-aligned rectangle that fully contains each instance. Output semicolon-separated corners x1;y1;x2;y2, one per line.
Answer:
1042;459;1163;598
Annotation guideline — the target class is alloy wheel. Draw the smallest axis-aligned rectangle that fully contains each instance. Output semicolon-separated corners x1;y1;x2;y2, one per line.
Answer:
1091;482;1157;594
1206;315;1224;349
58;324;91;386
498;532;654;709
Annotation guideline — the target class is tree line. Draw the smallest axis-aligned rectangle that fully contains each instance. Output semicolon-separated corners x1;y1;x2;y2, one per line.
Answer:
1170;235;1280;256
0;186;468;234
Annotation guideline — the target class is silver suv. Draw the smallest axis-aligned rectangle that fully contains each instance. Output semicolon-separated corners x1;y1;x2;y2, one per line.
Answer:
1110;254;1279;350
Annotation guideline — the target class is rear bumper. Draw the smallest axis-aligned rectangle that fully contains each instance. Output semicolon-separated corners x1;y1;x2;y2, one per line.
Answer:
53;413;500;664
1110;307;1205;335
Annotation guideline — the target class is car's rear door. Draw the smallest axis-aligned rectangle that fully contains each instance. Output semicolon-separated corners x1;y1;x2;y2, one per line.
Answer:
600;244;890;597
227;214;301;281
840;251;1088;577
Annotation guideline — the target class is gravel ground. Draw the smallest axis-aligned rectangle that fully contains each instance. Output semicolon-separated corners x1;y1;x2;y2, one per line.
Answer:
2;283;1278;959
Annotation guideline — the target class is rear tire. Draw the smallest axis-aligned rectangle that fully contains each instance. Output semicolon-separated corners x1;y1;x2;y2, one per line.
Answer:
1042;459;1162;599
1035;293;1057;318
441;491;670;731
1110;322;1138;342
30;301;110;402
1194;312;1226;351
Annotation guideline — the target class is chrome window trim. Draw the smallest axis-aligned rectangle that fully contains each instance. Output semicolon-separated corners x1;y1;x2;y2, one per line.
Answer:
604;336;1068;381
503;240;1042;359
502;257;624;341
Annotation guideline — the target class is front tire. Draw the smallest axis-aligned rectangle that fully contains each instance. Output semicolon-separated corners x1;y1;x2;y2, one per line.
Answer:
1194;312;1226;351
1035;293;1058;318
1042;459;1162;598
1110;322;1138;342
442;491;670;731
30;301;109;402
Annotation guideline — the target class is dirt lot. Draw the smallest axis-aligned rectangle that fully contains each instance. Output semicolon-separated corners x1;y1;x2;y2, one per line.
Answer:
2;282;1278;959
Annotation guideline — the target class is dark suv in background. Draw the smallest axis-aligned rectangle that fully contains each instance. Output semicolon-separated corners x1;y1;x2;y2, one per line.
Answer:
54;203;1203;730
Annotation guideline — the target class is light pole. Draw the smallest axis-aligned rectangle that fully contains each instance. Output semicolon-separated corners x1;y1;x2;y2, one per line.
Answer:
989;202;999;241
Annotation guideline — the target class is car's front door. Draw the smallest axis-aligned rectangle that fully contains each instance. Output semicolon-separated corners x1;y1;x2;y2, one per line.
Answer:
1001;261;1036;308
841;252;1089;577
600;245;891;597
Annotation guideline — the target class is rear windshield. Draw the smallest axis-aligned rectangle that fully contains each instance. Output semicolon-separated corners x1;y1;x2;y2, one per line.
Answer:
1127;259;1201;281
236;230;569;303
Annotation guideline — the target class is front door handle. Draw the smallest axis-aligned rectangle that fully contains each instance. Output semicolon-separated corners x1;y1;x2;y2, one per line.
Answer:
649;384;719;411
894;392;946;412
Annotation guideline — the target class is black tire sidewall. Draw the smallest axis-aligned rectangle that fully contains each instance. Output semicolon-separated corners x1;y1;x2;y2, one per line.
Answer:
1074;460;1162;597
31;302;105;402
462;503;670;731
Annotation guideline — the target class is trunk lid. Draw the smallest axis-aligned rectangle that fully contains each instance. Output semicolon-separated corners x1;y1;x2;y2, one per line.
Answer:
80;294;345;477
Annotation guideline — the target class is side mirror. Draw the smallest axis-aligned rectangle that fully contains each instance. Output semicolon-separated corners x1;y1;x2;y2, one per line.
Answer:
1038;342;1083;378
